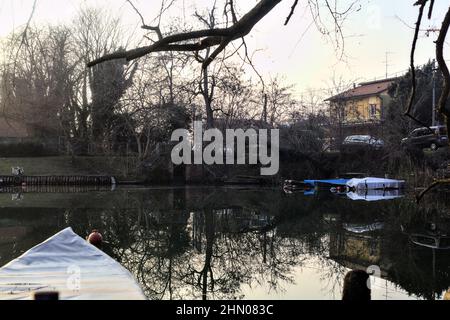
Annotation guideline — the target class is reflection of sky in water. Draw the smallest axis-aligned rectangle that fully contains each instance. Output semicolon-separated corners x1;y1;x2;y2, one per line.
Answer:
241;255;420;300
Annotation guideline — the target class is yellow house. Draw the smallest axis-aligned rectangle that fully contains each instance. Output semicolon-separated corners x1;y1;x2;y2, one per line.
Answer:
325;78;397;142
326;78;396;125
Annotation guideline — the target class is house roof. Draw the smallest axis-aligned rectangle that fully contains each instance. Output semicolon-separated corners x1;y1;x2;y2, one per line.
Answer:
325;77;398;102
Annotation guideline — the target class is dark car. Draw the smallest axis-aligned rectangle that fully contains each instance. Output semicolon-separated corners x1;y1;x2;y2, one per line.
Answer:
341;135;384;152
401;126;448;151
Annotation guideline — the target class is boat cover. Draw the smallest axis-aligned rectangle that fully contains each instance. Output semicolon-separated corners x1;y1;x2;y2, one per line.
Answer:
346;189;404;202
346;177;405;190
304;179;349;187
0;227;146;300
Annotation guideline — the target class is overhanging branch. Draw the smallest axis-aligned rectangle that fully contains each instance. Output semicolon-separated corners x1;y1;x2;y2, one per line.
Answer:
436;6;450;116
88;0;282;68
404;0;427;119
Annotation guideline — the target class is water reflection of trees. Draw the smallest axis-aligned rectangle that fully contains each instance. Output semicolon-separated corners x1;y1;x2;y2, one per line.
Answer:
5;187;450;300
108;208;310;300
64;189;450;300
64;190;343;299
380;195;450;300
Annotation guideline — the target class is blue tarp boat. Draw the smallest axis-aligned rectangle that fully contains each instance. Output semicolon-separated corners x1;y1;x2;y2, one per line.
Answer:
303;179;349;188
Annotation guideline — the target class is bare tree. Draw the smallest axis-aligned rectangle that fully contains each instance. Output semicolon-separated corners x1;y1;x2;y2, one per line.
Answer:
87;0;361;128
1;25;75;138
118;52;191;162
73;7;138;151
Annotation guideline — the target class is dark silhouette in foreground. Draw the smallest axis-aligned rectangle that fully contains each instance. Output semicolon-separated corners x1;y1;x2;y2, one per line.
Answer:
34;291;59;300
342;270;371;301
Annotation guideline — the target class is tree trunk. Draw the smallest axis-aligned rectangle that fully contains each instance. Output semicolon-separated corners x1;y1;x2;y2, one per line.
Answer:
203;67;215;129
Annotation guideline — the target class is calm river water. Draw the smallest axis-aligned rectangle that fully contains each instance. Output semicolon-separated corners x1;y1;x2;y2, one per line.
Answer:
0;186;449;300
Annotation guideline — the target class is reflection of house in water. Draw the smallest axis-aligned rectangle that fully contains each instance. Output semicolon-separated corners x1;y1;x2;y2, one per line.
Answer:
219;209;274;233
328;218;450;299
216;209;274;234
329;224;389;278
191;208;275;253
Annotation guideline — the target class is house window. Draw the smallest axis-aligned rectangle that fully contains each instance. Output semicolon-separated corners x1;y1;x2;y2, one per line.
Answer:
369;104;378;118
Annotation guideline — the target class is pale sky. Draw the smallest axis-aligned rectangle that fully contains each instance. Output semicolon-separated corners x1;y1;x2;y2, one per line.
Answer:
0;0;448;99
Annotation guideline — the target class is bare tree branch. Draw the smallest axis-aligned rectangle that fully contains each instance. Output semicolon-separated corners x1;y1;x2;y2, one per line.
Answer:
5;0;38;127
127;0;163;40
126;0;146;27
436;6;450;119
285;0;299;25
428;0;435;19
404;0;433;130
416;179;450;203
19;0;38;47
202;38;231;70
224;0;238;25
87;0;282;67
13;0;38;71
306;0;359;62
241;38;266;91
142;25;164;41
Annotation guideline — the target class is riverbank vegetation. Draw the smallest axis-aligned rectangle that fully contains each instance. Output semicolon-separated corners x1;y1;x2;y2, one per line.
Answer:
1;1;450;190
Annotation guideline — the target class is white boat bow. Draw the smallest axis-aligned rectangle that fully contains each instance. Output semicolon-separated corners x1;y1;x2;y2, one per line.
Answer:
0;227;146;300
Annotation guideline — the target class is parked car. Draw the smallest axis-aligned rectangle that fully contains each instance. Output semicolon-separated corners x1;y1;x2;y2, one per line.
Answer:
401;125;448;151
341;135;384;152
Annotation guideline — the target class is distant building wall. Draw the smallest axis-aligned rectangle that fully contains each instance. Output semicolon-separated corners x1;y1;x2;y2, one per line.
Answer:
343;96;383;123
0;117;30;139
0;117;63;155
